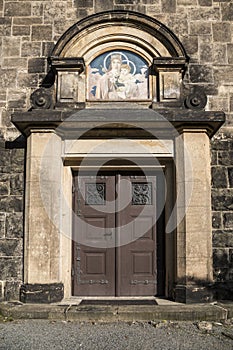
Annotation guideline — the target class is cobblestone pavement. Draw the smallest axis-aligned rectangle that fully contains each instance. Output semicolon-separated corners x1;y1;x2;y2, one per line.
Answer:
0;319;233;350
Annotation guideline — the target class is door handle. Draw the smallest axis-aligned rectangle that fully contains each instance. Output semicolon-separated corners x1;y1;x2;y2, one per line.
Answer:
103;232;112;237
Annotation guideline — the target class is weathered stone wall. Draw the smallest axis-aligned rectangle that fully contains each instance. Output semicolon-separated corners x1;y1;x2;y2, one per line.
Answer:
0;0;233;300
0;134;24;301
211;129;233;299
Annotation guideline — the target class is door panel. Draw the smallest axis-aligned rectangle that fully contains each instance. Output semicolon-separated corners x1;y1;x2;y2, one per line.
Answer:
73;175;115;296
117;175;157;296
73;173;158;297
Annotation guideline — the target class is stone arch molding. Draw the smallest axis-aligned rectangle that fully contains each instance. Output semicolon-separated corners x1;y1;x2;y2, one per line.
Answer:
51;10;187;59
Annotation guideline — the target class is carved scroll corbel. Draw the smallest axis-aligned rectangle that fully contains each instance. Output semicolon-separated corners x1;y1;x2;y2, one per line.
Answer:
30;87;54;110
183;86;207;110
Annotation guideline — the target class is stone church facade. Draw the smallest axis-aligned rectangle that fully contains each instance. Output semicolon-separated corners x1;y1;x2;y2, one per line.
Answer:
0;0;232;303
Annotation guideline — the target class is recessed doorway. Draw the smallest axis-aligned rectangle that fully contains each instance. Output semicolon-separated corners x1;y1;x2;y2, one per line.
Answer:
72;170;165;297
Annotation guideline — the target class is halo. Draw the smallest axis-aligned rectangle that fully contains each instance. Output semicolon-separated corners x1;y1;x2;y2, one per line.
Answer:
103;51;129;71
121;59;136;75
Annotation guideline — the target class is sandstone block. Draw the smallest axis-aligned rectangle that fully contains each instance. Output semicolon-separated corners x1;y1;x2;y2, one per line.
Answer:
115;0;136;3
218;151;233;166
213;67;233;84
17;73;39;88
211;166;227;188
4;2;31;17
198;0;212;6
212;212;222;229
190;22;212;35
2;58;27;69
223;213;233;229
213;23;231;42
13;25;30;36
4;280;21;301
228;168;233;188
213;249;229;267
13;17;42;25
227;44;233;64
42;42;54;57
0;182;9;196
200;43;213;63
177;0;195;5
32;25;53;41
212;189;233;211
2;37;20;57
230;249;233;265
75;0;94;6
0;197;23;213
44;3;67;23
0;257;22;280
181;35;198;56
10;174;24;195
213;230;233;248
0;214;5;238
0;239;22;257
161;0;176;13
6;213;23;239
21;42;41;57
28;58;46;74
0;17;12;36
222;2;233;21
31;2;43;17
189;65;213;83
213;44;227;65
190;8;220;21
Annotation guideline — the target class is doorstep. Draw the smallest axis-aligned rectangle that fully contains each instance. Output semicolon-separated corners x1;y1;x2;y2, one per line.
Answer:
0;299;232;323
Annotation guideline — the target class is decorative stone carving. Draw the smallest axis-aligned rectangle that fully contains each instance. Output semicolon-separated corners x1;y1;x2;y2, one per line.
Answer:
30;87;53;109
184;87;207;110
132;183;152;205
49;57;85;107
152;57;187;103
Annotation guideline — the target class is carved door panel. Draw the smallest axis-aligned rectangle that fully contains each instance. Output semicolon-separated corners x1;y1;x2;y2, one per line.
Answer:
73;173;158;297
72;175;115;296
116;175;157;296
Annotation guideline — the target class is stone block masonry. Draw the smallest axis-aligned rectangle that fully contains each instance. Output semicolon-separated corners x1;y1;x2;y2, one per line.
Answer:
211;130;233;300
0;0;232;301
0;136;25;301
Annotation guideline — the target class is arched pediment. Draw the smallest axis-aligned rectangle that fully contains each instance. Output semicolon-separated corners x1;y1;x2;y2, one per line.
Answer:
52;10;187;59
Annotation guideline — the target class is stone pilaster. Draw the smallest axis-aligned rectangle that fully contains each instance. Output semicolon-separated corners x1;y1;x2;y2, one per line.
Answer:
175;130;213;303
22;130;64;303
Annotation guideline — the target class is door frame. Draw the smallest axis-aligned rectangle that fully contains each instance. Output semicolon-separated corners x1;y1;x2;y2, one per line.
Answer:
71;160;175;298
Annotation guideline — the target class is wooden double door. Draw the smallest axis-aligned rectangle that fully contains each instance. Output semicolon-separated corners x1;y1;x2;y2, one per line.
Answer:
72;172;164;297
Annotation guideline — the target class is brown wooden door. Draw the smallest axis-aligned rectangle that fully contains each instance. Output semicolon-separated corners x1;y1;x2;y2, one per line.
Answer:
116;175;157;296
72;173;158;297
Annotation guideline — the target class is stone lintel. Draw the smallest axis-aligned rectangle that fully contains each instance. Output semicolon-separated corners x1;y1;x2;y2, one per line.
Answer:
153;57;188;72
20;283;64;303
11;109;225;138
49;57;85;73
